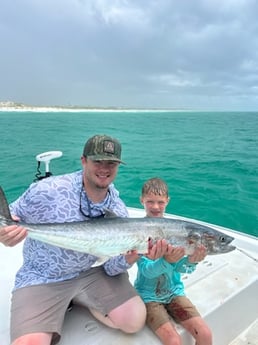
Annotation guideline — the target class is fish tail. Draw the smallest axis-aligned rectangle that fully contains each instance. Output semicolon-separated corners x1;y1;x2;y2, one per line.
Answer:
0;186;14;225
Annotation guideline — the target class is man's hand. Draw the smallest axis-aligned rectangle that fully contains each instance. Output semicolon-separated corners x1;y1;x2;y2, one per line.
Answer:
188;245;207;263
0;224;27;247
125;250;140;265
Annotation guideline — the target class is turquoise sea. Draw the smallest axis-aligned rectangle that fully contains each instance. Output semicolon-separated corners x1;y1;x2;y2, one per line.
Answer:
0;110;257;237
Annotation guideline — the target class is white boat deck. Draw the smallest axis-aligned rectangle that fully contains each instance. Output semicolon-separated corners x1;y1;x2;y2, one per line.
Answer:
0;208;257;345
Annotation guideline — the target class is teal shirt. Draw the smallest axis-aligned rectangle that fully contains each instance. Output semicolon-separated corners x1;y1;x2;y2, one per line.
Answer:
134;256;197;304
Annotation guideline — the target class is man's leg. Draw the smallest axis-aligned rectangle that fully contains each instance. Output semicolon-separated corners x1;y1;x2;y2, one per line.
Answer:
90;295;146;333
12;333;52;345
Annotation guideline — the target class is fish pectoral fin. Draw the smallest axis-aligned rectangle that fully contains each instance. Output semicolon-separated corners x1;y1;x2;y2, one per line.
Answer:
188;231;201;244
91;256;110;267
103;208;119;218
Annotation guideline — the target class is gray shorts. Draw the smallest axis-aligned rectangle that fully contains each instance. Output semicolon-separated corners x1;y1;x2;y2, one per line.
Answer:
11;266;137;344
146;296;201;332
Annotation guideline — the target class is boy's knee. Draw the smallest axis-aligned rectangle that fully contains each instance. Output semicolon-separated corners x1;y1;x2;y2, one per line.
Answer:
195;325;212;345
202;326;212;343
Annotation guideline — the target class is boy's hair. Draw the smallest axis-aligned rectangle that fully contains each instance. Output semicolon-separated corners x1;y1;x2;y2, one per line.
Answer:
141;177;169;197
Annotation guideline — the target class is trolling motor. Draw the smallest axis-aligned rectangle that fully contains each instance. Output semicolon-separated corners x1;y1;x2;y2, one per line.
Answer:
34;151;63;181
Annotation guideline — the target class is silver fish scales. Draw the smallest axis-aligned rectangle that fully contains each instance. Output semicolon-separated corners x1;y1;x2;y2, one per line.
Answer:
0;187;235;257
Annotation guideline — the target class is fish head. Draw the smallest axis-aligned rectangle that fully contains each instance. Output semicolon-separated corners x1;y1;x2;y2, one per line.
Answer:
187;225;236;255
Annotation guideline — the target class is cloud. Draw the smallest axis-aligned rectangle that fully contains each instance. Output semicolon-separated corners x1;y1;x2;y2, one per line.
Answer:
0;0;258;110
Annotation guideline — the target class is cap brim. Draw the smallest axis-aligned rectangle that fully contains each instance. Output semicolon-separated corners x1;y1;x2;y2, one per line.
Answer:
87;155;126;164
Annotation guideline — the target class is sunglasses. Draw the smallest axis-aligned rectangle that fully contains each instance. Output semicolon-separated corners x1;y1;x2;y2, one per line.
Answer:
79;184;110;219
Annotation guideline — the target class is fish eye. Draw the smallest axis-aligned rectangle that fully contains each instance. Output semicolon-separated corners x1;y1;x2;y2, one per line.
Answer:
219;235;226;242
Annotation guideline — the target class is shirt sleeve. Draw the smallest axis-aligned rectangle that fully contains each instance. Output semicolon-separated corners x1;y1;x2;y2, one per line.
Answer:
103;254;132;276
9;185;35;221
174;256;197;274
137;256;173;278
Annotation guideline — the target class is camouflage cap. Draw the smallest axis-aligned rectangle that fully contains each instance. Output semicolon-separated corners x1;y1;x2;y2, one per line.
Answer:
83;134;125;164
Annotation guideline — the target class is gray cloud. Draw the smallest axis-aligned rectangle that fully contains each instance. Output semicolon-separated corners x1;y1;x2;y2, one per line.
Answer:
0;0;258;110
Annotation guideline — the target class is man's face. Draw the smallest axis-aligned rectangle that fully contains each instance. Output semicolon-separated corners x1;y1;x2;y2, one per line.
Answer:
82;157;120;189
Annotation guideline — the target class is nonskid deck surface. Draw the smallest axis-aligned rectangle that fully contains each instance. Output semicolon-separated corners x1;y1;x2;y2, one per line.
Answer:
0;209;257;345
229;319;258;345
57;243;258;345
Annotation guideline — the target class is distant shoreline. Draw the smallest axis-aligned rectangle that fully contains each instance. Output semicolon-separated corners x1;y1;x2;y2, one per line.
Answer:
0;101;190;113
1;102;254;113
0;107;188;113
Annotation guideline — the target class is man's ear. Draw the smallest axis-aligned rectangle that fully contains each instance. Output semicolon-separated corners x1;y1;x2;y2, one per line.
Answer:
81;155;87;164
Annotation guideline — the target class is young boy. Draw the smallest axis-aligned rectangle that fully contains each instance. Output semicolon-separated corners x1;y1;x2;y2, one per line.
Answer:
135;177;212;345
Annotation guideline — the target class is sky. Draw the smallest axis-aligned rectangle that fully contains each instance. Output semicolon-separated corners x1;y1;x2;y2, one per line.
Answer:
0;0;258;111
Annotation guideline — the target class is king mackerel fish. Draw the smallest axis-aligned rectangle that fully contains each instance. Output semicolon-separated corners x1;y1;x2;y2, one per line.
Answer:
0;186;235;257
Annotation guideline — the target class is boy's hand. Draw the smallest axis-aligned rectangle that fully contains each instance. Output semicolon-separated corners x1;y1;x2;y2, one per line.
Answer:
164;245;185;263
188;245;207;263
146;239;170;260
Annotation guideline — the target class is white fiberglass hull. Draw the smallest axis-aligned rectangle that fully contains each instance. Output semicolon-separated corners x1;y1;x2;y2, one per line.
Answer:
0;209;257;345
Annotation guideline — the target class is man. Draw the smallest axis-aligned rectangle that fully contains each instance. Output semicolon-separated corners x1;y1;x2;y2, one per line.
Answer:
0;135;167;345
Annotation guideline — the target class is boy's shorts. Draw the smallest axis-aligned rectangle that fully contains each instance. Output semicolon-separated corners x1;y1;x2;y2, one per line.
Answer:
11;266;137;344
146;296;201;331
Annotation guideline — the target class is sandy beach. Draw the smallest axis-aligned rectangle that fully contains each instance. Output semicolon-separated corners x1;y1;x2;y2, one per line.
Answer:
0;101;187;113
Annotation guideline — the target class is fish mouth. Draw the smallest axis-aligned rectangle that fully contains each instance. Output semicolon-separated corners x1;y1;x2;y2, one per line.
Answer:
220;244;236;253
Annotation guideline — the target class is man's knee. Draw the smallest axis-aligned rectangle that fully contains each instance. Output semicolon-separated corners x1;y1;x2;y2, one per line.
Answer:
110;296;146;333
119;307;146;333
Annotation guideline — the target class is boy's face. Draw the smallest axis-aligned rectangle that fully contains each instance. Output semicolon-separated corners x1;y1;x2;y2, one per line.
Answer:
141;193;170;217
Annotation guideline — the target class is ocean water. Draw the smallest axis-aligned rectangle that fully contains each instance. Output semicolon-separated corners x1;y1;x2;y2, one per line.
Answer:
0;110;257;237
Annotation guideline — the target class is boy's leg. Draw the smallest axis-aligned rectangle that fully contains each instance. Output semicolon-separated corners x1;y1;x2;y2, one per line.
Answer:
146;302;181;345
181;317;212;345
166;296;212;345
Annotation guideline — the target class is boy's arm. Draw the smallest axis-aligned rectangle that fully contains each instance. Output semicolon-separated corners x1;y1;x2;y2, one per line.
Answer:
137;256;173;278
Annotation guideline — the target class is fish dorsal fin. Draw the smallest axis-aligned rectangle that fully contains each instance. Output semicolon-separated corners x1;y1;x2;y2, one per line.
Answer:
103;208;118;218
0;186;13;221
